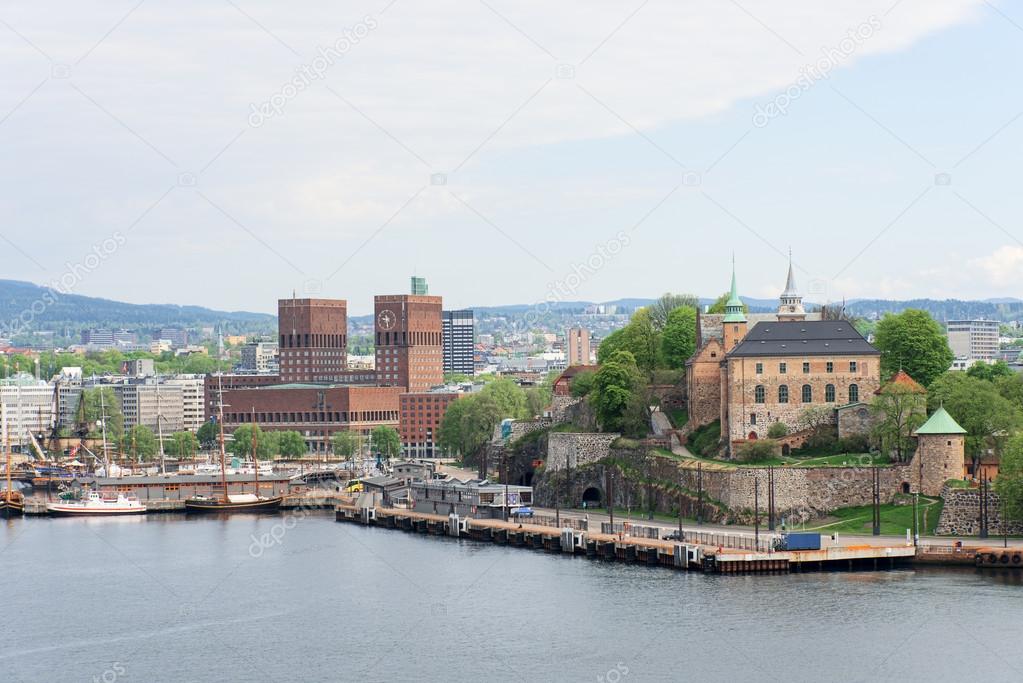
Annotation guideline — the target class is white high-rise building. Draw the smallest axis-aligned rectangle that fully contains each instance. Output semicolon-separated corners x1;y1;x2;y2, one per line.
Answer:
947;320;999;363
0;374;55;451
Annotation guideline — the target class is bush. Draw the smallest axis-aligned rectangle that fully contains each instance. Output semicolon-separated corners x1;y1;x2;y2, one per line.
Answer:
767;422;789;439
688;420;721;457
836;434;870;453
736;439;779;463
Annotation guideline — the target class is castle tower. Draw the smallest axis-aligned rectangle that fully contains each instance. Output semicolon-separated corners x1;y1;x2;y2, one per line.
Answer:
777;252;806;322
722;260;747;352
912;405;967;496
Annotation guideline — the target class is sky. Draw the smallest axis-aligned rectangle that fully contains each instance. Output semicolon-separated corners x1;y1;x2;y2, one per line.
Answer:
1;0;1022;315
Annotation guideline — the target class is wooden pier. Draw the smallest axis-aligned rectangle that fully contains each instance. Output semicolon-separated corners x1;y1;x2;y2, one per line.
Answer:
335;505;916;574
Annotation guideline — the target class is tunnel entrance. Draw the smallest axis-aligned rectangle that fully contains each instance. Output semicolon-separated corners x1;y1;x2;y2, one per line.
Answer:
582;487;602;507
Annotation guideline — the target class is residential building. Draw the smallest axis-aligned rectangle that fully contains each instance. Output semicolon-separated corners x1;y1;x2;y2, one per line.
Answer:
55;367;83;431
0;374;55;450
278;298;348;383
442;309;475;376
81;329;114;346
125;358;155;377
113;379;185;434
947;320;999;363
113;329;137;345
240;341;280;374
165;374;205;433
375;293;443;392
158;328;189;348
566;327;591;366
399;389;460;458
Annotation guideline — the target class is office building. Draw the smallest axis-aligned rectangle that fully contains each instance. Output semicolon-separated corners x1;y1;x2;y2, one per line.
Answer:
240;341;280;374
375;293;443;392
566;327;591;366
81;329;114;346
113;379;185;434
399;390;460;458
164;374;205;433
410;276;429;296
278;298;348;383
947;320;999;362
158;328;189;348
0;374;55;450
442;309;475;376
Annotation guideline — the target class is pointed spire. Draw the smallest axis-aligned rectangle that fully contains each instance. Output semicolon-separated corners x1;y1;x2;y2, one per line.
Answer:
781;248;799;298
723;256;746;323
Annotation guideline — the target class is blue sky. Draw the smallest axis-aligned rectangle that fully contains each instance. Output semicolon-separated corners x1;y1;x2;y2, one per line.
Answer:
1;0;1020;314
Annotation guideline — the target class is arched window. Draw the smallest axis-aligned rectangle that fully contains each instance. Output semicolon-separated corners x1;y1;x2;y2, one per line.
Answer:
801;384;812;403
778;385;789;404
754;385;765;404
825;384;836;402
849;384;859;403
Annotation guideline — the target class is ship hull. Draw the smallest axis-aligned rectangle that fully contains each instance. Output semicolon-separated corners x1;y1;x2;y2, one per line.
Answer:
0;500;24;518
184;496;283;513
47;505;147;516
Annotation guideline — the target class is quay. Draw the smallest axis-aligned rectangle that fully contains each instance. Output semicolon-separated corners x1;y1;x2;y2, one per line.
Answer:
335;505;916;574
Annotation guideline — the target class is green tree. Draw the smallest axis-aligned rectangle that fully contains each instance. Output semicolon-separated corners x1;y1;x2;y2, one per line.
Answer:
77;387;124;442
648;292;699;329
767;422;789;439
229;424;261;458
524;385;551;418
996;373;1023;411
570;370;597;397
928;372;1022;462
590;350;647;437
196;420;219;450
707;292;748;315
371;426;401;460
873;310;954;386
995;434;1023;522
661;305;697;369
121;425;157;461
871;383;927;462
332;430;360;461
165;431;199;457
967;360;1014;382
276;431;306;458
597;308;661;374
480;378;528;419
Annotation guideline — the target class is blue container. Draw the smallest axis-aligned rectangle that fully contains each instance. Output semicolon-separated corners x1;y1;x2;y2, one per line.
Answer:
783;533;821;551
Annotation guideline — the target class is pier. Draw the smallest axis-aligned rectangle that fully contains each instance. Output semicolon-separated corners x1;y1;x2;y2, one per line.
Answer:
335;505;916;574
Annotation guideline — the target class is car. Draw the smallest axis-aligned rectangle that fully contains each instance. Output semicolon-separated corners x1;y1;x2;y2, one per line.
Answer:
510;507;534;518
662;530;684;542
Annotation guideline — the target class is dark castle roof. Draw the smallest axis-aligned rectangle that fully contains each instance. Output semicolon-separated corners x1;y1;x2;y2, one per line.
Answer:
729;321;879;358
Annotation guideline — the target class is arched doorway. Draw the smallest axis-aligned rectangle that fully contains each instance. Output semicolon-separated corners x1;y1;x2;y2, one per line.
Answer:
901;482;910;494
781;444;791;456
582;487;602;507
748;432;758;441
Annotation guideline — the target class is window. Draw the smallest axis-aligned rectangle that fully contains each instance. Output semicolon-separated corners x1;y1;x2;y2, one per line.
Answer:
750;413;757;425
755;385;765;403
849;384;859;403
802;385;812;403
849;361;858;373
825;384;836;402
779;362;787;374
802;362;810;374
778;385;789;403
755;363;763;375
826;362;834;373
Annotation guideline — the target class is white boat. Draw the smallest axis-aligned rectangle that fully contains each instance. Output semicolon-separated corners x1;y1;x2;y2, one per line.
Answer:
47;491;147;516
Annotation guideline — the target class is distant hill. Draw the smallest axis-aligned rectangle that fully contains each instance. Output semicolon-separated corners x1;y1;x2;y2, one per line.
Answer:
0;280;275;339
844;298;1023;322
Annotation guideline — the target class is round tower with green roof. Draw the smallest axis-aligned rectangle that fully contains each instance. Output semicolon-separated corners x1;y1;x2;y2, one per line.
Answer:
912;405;967;496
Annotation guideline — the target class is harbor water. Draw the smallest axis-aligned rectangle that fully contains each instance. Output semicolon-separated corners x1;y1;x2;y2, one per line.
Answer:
2;514;1022;682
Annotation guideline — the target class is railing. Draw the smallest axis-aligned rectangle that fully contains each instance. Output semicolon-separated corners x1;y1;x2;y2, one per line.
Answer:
529;513;587;531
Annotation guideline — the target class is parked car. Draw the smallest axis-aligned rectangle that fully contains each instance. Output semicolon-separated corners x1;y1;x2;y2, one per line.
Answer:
510;507;534;518
662;530;684;542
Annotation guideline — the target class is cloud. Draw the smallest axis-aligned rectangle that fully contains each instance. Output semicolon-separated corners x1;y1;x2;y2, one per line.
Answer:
970;245;1023;287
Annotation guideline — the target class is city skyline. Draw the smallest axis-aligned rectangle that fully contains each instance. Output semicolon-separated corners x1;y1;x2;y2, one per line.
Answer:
2;1;1022;315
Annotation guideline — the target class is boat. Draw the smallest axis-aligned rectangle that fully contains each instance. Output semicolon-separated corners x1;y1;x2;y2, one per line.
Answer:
1;408;24;517
46;490;146;516
184;382;282;514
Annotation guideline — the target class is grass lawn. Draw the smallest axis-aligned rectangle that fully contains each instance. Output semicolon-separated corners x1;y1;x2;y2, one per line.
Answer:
944;479;973;489
798;496;944;536
667;408;688;429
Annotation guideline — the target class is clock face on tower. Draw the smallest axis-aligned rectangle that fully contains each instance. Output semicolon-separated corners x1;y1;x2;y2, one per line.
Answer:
377;309;396;330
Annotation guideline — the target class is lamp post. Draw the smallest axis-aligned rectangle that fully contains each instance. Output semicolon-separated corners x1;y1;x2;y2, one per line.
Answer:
696;462;703;526
608;469;615;528
768;465;776;532
872;465;881;537
754;475;760;548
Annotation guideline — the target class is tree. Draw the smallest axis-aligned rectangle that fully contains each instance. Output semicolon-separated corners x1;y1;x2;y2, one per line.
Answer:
276;431;306;458
77;387;124;442
661;305;697;369
649;292;699;329
196;420;219;450
371;426;401;460
707;292;748;315
995;434;1023;522
928;371;1022;463
871;383;927;462
590;350;647;437
524;385;551;418
873;310;954;386
767;422;789;439
120;425;157;461
736;439;778;463
996;373;1023;412
332;431;360;461
967;360;1014;382
165;431;199;457
229;424;262;459
797;405;834;433
481;378;528;419
597;308;661;374
570;370;597;397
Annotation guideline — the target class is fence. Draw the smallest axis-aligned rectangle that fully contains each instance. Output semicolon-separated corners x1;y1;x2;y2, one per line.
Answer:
530;513;588;531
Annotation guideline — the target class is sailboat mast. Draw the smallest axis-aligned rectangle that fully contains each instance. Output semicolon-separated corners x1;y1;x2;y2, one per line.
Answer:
217;374;229;504
251;407;260;494
156;370;166;475
98;381;110;476
4;404;11;503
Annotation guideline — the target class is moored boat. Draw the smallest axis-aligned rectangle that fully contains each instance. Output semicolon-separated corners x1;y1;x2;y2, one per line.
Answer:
47;491;147;516
2;408;24;517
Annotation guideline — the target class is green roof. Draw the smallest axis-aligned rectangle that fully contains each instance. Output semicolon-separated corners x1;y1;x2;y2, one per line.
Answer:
722;262;747;324
915;406;967;435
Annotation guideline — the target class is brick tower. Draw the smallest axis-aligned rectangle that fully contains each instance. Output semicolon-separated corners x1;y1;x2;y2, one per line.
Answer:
912;405;967;496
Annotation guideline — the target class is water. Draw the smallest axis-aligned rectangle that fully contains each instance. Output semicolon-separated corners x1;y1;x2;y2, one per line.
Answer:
2;514;1022;683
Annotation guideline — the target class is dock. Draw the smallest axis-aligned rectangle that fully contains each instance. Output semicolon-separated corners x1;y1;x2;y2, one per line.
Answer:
335;505;916;574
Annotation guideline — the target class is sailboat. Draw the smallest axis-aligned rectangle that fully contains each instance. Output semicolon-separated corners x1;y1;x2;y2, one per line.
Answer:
1;407;24;518
184;379;282;513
